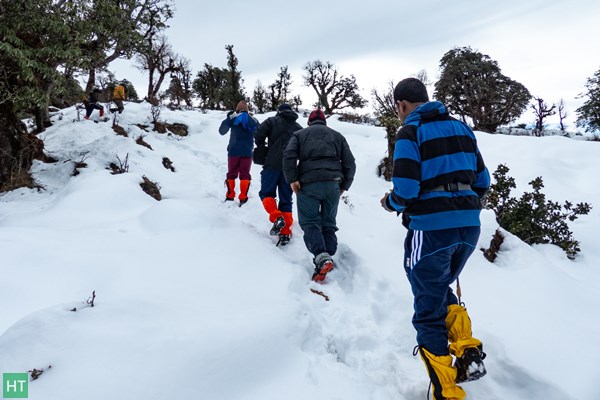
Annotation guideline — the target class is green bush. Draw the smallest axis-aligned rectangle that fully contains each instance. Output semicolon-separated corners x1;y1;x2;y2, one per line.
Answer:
485;164;592;259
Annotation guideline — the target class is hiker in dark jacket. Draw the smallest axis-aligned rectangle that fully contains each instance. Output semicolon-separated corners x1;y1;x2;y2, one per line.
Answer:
253;104;302;245
380;78;490;400
283;109;356;282
219;100;259;204
83;87;104;120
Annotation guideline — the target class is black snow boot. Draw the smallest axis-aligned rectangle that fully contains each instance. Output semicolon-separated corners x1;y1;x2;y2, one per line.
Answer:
455;346;487;383
276;234;291;247
270;216;285;236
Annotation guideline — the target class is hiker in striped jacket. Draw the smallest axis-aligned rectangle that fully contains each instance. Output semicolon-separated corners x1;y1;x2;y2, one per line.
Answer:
380;78;490;400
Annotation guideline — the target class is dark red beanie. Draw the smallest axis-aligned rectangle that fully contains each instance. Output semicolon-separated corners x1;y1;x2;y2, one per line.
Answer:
308;109;326;124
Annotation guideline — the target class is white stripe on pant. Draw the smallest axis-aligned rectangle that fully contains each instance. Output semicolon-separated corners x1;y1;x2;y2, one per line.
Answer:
410;230;423;269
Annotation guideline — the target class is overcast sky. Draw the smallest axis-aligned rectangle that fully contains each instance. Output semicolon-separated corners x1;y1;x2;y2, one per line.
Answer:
114;0;600;124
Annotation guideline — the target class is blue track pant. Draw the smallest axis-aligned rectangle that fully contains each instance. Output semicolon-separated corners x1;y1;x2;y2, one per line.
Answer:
403;226;480;355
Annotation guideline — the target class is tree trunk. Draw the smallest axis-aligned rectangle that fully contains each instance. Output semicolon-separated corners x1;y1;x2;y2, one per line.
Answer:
152;71;167;99
0;103;19;187
33;81;54;133
147;66;156;102
85;68;97;92
0;102;44;192
385;126;396;181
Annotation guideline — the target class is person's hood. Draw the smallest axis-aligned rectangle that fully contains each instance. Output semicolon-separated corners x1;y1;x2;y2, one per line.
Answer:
404;101;446;125
277;108;299;122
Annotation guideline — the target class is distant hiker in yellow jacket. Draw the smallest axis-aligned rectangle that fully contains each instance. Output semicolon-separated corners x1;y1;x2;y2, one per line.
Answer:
112;81;126;113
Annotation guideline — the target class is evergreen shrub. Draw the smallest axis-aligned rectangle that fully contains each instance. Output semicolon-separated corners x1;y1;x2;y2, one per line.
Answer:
485;164;591;259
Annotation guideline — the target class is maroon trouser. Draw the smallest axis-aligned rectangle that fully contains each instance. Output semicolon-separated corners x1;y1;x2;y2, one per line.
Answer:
226;156;252;180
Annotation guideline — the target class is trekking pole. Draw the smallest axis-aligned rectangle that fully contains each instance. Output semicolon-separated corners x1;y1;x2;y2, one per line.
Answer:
457;277;463;306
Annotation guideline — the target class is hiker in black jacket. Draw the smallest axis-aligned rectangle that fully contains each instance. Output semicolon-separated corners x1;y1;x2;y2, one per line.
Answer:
254;104;302;246
83;87;104;120
283;109;356;282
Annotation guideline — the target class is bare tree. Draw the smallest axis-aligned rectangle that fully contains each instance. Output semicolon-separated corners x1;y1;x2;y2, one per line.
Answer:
291;95;302;111
372;81;397;116
166;57;193;108
303;60;367;114
135;34;182;102
372;81;401;181
558;98;568;132
531;96;556;136
412;69;432;87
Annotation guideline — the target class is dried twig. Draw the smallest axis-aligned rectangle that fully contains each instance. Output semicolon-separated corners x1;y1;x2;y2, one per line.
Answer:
87;290;96;307
29;365;51;380
310;288;330;301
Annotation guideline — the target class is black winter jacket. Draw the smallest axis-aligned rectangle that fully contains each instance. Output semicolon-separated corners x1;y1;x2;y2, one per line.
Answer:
283;120;356;191
87;89;101;104
253;109;302;170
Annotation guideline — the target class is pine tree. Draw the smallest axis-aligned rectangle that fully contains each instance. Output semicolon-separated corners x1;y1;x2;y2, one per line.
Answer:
252;81;268;113
576;67;600;132
222;44;245;110
268;66;293;111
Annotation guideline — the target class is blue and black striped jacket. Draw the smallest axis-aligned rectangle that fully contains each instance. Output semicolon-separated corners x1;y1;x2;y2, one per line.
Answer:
387;101;490;230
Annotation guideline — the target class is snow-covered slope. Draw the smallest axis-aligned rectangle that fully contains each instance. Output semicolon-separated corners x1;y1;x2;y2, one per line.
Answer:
1;102;598;399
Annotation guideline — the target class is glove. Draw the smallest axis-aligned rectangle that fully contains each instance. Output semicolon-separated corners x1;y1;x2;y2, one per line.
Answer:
227;110;234;117
252;144;267;165
380;192;395;213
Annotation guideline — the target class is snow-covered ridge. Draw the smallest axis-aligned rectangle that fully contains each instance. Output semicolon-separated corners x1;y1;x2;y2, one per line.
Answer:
1;102;598;399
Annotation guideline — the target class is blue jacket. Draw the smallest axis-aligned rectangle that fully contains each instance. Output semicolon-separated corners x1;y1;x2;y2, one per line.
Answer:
219;112;258;157
387;101;490;230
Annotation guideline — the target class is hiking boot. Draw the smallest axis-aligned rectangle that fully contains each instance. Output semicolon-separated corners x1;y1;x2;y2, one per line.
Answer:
276;234;290;247
225;179;235;201
270;216;285;236
239;179;250;204
239;198;248;206
312;252;334;282
455;346;487;383
418;347;466;399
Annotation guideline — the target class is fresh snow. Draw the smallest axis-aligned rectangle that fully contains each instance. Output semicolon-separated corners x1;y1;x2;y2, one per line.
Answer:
1;102;598;399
